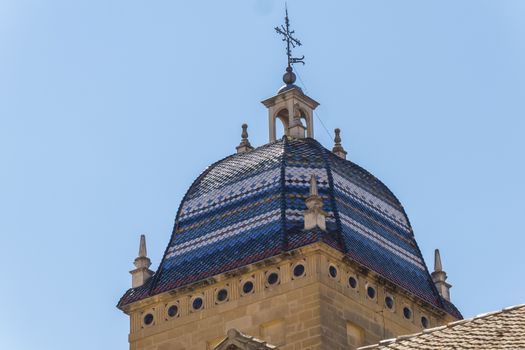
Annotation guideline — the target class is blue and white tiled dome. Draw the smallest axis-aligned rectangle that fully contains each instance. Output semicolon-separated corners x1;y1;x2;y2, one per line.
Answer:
119;136;460;318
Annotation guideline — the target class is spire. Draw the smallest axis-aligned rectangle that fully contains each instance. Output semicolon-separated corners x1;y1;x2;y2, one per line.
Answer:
275;5;305;69
431;249;452;301
138;234;147;257
332;128;347;159
130;234;154;288
236;124;254;154
275;5;305;94
434;248;443;271
304;175;327;231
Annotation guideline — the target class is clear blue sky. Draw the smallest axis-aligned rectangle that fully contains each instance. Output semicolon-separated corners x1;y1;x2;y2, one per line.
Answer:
1;1;524;349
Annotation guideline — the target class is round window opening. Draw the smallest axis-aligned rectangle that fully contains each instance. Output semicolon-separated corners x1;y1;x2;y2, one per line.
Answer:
217;288;228;302
421;316;429;328
293;264;305;277
348;276;357;289
329;265;338;278
385;296;394;309
367;286;376;299
242;281;254;294
192;297;203;310
267;272;279;285
167;305;178;318
143;313;154;325
403;307;412;319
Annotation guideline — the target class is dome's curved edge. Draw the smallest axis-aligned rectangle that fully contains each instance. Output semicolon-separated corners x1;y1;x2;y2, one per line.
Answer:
118;137;461;320
313;141;458;318
146;139;287;299
329;153;457;318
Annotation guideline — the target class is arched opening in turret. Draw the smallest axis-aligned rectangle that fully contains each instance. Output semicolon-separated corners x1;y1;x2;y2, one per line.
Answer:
298;108;309;127
288;107;309;139
265;95;318;141
275;117;286;139
302;108;314;138
272;108;290;139
269;107;311;140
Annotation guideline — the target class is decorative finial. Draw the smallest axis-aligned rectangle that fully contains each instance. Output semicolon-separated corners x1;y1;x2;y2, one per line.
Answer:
309;174;318;196
334;128;342;144
138;234;147;257
283;66;296;85
431;249;452;301
275;5;305;91
130;234;154;288
434;248;443;272
304;175;327;231
332;128;348;159
241;123;248;139
236;123;254;154
275;4;305;69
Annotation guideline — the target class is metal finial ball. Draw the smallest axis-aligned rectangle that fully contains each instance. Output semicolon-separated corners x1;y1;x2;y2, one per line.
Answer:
283;67;296;85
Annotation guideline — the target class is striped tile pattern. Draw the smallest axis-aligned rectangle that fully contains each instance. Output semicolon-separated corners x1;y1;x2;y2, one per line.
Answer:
329;154;440;307
118;137;460;319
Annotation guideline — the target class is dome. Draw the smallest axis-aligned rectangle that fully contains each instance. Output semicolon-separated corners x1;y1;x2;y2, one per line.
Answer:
118;137;460;318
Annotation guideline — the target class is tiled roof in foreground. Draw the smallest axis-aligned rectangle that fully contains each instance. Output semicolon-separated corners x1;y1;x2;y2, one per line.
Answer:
118;137;460;319
359;304;525;350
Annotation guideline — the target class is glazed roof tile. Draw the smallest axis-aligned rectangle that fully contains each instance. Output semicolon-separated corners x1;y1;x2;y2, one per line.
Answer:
118;137;460;319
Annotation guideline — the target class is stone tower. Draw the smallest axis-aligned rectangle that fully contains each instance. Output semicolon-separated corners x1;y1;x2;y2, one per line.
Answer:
117;13;461;350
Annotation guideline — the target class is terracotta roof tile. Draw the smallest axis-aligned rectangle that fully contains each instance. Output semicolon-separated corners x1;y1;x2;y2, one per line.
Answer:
359;304;525;350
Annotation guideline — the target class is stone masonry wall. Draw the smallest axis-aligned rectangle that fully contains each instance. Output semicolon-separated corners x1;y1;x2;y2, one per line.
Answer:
123;244;456;350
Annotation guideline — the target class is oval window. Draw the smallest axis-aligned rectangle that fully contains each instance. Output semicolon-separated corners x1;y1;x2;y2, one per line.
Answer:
167;305;178;318
242;281;254;294
192;297;203;310
348;276;357;289
293;264;305;277
217;289;228;302
329;266;338;278
367;286;376;299
385;296;394;309
143;313;154;325
267;272;279;285
403;307;412;319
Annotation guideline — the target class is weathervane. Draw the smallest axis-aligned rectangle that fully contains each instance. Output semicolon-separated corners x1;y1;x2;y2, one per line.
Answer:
275;5;305;69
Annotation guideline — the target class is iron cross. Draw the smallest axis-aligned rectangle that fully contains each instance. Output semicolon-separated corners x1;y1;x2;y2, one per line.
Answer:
275;6;305;68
